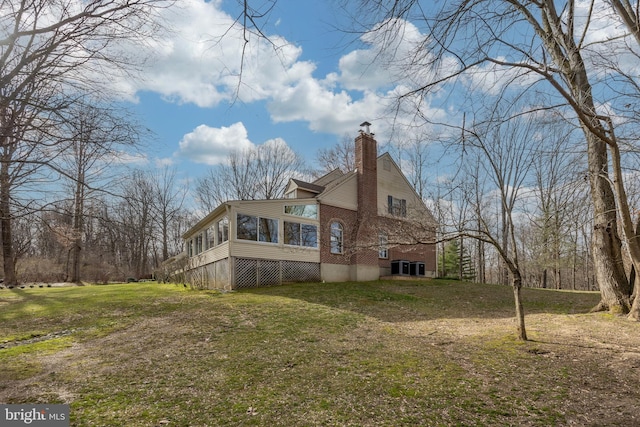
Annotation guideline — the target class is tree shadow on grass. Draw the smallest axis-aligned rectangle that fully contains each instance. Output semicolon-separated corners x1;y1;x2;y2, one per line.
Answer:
242;279;601;324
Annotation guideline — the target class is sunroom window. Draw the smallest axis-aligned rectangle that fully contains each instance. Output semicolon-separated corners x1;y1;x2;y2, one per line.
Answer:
237;213;278;244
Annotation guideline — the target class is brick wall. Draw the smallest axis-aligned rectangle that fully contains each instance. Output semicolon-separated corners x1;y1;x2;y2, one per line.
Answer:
319;204;358;265
377;216;437;273
320;130;437;277
354;131;379;266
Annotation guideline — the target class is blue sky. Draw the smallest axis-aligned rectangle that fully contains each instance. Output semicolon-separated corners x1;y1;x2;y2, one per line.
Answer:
116;0;636;191
113;0;453;183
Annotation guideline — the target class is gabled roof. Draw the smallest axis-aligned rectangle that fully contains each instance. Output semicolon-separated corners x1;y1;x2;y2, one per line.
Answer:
313;168;344;187
285;178;325;195
315;170;357;208
378;152;437;224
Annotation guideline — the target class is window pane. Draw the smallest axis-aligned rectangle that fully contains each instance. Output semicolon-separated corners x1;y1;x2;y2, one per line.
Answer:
195;234;203;254
330;222;343;254
284;221;300;245
237;214;257;241
259;217;278;243
285;204;318;219
389;196;407;217
301;224;318;248
217;217;229;244
207;226;215;249
379;233;388;259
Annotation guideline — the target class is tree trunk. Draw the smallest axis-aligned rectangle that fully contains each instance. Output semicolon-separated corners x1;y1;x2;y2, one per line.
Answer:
0;158;16;287
534;5;631;312
587;135;631;311
478;241;485;283
69;175;84;283
626;210;640;320
459;236;464;280
575;86;630;312
512;272;527;341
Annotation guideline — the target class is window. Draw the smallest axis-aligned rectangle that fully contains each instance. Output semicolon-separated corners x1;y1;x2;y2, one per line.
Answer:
284;221;318;248
284;204;318;219
237;214;258;241
379;233;388;259
187;239;193;257
330;222;344;254
259;217;278;243
284;221;300;245
302;224;318;248
206;226;215;249
195;234;203;254
388;195;407;217
217;217;229;245
237;213;278;244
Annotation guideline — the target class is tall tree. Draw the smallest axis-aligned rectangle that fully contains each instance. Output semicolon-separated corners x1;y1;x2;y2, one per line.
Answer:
0;0;172;284
150;165;187;262
460;111;541;340
116;171;155;279
57;102;139;283
529;120;586;289
0;84;55;286
343;0;637;314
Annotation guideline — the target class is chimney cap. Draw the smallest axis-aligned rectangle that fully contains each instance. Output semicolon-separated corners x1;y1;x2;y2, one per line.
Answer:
359;121;372;135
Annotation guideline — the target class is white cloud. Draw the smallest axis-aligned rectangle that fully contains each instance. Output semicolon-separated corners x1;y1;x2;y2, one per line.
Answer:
176;122;302;167
155;157;175;168
105;2;453;142
117;0;315;108
337;19;426;92
177;122;255;165
132;3;451;140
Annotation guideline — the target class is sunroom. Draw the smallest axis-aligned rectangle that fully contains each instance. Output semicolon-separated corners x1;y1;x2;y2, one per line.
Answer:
183;199;321;290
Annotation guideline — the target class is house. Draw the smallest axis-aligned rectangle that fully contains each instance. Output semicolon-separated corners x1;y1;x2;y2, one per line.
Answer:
181;124;437;290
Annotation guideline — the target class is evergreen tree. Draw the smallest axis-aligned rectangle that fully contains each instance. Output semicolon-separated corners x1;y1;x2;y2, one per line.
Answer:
442;239;475;280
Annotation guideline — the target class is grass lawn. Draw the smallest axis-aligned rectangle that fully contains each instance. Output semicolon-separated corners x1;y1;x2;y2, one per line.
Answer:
1;280;639;426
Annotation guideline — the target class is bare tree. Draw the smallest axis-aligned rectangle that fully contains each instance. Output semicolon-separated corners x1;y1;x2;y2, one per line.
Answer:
459;111;541;340
0;88;56;286
194;140;305;210
528;120;587;289
56;102;139;283
0;0;172;284
150;165;187;262
316;134;356;175
193;169;231;213
115;171;155;279
342;0;639;315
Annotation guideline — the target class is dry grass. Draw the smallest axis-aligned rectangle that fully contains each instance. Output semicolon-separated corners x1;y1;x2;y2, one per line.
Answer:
1;280;639;426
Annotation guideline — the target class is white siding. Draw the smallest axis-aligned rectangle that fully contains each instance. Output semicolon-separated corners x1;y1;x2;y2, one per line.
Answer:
231;240;319;262
317;174;357;210
189;242;230;269
376;154;425;217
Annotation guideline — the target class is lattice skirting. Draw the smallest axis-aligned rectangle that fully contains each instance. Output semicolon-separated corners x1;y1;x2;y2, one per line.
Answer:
186;258;230;290
234;258;320;289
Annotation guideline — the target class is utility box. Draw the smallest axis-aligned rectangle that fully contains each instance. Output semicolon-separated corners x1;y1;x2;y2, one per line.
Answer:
410;261;425;276
391;260;410;275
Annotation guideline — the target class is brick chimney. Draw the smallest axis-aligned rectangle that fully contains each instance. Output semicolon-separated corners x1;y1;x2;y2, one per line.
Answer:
352;122;379;278
355;122;378;222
